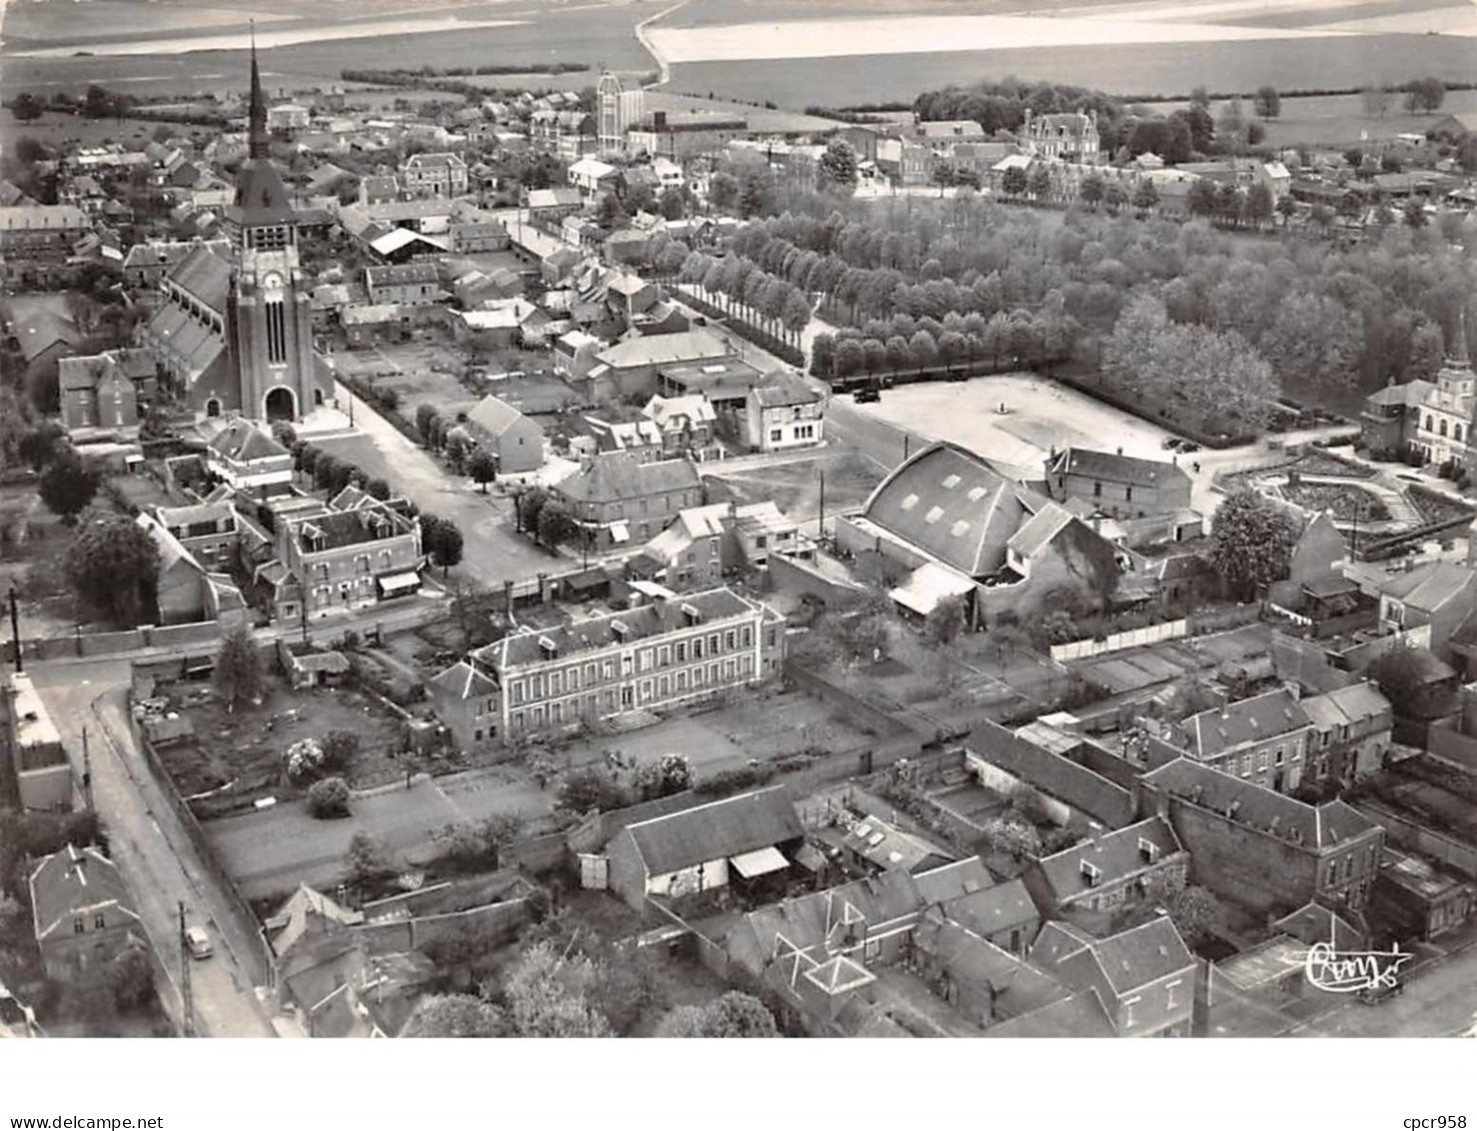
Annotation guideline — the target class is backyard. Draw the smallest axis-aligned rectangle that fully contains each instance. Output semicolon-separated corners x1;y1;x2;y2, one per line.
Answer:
157;671;409;807
706;445;885;523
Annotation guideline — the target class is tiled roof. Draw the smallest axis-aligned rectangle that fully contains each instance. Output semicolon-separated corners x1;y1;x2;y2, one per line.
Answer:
1186;688;1312;759
1299;682;1390;732
1086;916;1195;996
862;442;1031;578
913;908;1064;1015
982;989;1115;1038
598;328;733;371
553;451;699;505
1048;446;1191;491
427;660;497;701
1378;560;1476;613
1007;501;1078;561
291;504;413;553
169;243;233;311
622;785;802;877
941;878;1039;937
750;370;820;409
967;720;1135;829
467;394;534;438
208;420;289;464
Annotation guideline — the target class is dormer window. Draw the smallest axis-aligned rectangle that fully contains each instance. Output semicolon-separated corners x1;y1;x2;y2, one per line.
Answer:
1138;838;1160;865
538;636;558;660
611;619;630;643
681;603;701;627
1080;860;1101;887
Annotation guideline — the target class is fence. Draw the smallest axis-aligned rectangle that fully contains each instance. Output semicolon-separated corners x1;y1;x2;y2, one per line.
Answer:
498;831;569;874
23;618;225;662
127;713;278;987
783;660;913;740
1049;619;1188;662
1427;728;1477;776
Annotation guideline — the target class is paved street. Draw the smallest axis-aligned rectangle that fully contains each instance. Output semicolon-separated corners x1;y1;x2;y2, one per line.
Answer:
1287;936;1477;1038
28;659;276;1038
319;379;561;587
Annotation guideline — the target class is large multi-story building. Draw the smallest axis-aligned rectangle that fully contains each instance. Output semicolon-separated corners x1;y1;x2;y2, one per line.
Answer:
442;587;785;743
5;672;72;813
1045;446;1192;519
1173;687;1313;794
399;152;469;199
277;500;423;619
1022;110;1102;164
1361;316;1474;466
29;846;143;981
551;451;703;550
597;71;645;157
139;48;331;423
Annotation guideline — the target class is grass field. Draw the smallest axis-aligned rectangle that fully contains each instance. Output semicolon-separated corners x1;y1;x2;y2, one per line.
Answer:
665;32;1477;107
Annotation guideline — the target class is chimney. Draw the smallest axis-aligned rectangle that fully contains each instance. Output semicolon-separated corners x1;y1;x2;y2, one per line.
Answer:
1219;690;1230;719
1283;679;1302;701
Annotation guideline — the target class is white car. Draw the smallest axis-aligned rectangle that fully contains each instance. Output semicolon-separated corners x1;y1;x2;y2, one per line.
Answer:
184;926;214;960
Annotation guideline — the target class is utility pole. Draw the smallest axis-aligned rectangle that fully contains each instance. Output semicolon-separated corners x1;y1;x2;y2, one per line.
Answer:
178;902;195;1037
818;469;826;544
80;726;93;811
8;583;21;674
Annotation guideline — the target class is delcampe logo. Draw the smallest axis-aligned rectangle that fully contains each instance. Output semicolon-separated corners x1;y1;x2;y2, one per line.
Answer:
1302;939;1413;994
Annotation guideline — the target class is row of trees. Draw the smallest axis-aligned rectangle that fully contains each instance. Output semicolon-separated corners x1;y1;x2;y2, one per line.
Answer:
676;251;813;347
726;194;1475;406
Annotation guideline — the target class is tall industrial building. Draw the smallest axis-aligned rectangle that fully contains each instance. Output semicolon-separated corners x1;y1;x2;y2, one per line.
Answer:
597;71;645;157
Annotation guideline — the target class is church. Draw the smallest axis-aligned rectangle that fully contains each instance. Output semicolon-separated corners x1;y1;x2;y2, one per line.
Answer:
1360;313;1475;471
141;47;332;423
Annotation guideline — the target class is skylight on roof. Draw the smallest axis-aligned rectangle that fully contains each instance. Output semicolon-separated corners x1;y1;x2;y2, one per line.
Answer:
967;486;987;501
900;494;919;511
701;364;727;374
924;506;944;524
941;474;961;489
950;520;970;538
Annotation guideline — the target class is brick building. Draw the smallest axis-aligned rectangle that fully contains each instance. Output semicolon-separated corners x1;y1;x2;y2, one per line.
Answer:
29;846;144;980
1044;446;1192;519
551;451;703;550
278;501;423;618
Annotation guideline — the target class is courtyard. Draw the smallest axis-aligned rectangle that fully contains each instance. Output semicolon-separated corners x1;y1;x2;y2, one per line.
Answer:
845;373;1179;479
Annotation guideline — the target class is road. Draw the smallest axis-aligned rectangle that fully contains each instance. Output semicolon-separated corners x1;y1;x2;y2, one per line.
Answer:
320;379;562;588
28;658;276;1038
1286;934;1477;1038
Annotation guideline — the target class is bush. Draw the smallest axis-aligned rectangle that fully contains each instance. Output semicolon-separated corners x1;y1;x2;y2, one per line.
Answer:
693;764;775;798
307;776;351;818
284;737;326;783
320;729;360;772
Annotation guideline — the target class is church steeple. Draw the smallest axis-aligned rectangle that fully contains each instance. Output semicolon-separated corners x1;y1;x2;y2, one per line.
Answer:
248;24;268;161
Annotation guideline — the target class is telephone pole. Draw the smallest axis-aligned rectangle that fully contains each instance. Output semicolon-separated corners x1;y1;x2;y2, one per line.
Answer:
8;583;21;674
178;902;195;1037
80;726;93;810
818;469;826;544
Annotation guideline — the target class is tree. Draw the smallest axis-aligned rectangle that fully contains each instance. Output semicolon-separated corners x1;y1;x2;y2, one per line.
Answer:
1216;98;1246;149
1001;165;1028;197
1368;642;1444;719
468;448;497;493
816;139;859;194
64;511;160;627
1079;172;1105;209
514;486;549;535
320;729;359;772
1027;163;1052;201
365;477;391;501
415;403;440;443
982;816;1042;861
1131;179;1159;216
16;421;62;472
536;501;579;548
402;994;509;1038
1208;488;1300;600
39;449;100;522
1187;177;1218;218
556;768;629;814
1361;85;1392;118
106;940;155;1011
1253;85;1281;118
421;513;464;576
1403;198;1429;229
345;831;395;888
654;991;778;1037
11;92;43;121
924;594;966;645
1243;182;1274;229
1144;873;1221;949
444;431;469;474
212;625;262;712
708;171;740;212
1404;77;1446;114
504;940;613;1038
307;776;351;819
632;753;693;801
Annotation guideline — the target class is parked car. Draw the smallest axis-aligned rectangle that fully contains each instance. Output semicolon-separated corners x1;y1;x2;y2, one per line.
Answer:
854;386;881;404
1356;980;1403;1005
185;926;214;960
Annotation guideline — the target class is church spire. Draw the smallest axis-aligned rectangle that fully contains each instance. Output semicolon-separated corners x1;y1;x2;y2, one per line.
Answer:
248;23;268;161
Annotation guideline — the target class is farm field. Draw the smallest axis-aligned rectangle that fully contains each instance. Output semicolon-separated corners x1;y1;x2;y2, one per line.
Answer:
665;32;1477;107
0;2;652;98
643;90;844;133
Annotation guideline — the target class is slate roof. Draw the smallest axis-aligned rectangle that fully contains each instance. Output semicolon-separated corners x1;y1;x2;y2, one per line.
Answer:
622;785;802;878
1088;916;1195;996
29;845;140;943
861;442;1031;578
208;419;289;464
981;989;1115;1037
1299;682;1390;733
1006;501;1078;561
1142;758;1380;850
1186;688;1312;759
941;878;1039;939
911;857;994;905
229;154;296;228
1379;560;1476;614
750;370;821;409
912;908;1065;1015
475;585;762;669
292;504;413;553
1034;817;1183;906
553;451;699;505
598;328;734;371
169;243;233;312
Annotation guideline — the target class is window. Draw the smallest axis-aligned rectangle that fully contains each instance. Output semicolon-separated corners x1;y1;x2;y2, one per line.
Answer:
676;641;687;663
1240;754;1252;777
708;633;720;655
585;662;597;684
725;630;736;651
741;626;752;648
658;675;669;696
1093;481;1102;497
693;637;704;659
658;645;670;666
73;917;85;935
1257;751;1270;771
1164;979;1182;1011
769;428;783;443
550;671;562;696
1275;747;1284;766
602;660;614;680
512;681;525;706
1125;485;1133;502
1122;996;1140;1028
641;679;652;702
